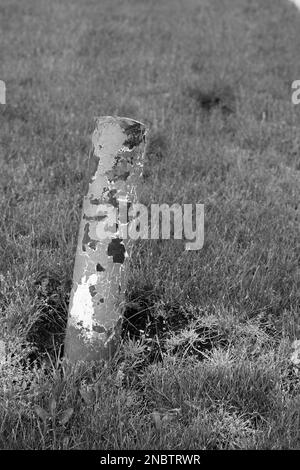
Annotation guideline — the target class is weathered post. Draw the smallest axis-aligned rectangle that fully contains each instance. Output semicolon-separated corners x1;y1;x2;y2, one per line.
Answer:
65;116;147;362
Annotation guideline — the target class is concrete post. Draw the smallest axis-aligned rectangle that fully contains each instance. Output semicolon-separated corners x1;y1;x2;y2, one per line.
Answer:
64;116;147;362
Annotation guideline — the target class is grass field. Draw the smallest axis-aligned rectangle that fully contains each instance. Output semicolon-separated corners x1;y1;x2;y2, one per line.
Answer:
1;0;300;450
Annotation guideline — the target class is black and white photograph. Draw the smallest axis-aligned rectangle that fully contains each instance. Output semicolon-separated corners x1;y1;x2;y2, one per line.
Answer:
1;0;300;456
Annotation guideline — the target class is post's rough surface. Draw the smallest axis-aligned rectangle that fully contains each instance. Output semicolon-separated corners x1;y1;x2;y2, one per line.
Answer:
65;116;147;362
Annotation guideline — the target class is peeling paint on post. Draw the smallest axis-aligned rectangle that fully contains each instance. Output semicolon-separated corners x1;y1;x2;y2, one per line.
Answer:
65;117;147;362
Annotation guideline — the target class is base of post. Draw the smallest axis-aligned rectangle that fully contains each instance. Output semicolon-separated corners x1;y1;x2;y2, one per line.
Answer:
64;323;121;362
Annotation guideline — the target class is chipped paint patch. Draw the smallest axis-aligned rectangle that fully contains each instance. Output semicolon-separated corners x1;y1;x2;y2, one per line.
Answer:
96;263;105;272
82;223;98;251
107;238;126;264
69;273;99;337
